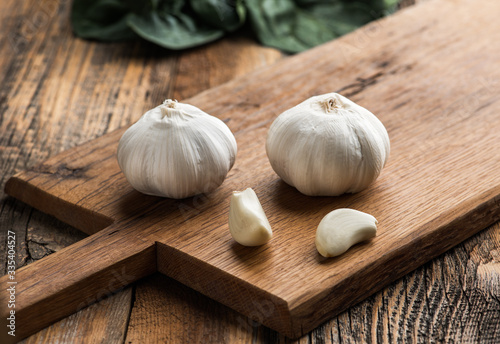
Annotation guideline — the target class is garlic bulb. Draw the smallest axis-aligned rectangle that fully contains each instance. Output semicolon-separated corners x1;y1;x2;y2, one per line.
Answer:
266;93;390;196
117;100;237;199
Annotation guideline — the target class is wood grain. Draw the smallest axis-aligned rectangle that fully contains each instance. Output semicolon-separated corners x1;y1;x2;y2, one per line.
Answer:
20;287;134;344
1;0;499;343
4;0;500;340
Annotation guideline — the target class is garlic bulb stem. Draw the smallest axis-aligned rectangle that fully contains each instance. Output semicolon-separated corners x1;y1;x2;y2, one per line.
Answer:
323;98;342;112
160;99;178;117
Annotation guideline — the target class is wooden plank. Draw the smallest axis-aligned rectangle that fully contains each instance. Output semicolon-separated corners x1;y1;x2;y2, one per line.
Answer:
0;0;500;342
19;287;134;344
125;273;257;343
1;221;156;343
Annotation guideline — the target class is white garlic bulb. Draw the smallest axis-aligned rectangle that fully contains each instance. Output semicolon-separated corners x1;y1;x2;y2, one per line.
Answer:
266;93;390;196
117;100;237;199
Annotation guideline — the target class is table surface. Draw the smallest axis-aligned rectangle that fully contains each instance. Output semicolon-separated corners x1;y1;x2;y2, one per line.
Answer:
1;0;499;343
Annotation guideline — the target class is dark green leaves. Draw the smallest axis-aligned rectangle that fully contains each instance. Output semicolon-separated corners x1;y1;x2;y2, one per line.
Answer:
245;0;398;52
71;0;138;40
71;0;398;52
71;0;245;49
189;0;246;31
126;7;224;50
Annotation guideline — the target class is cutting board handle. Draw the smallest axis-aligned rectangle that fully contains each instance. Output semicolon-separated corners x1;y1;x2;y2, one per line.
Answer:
0;223;157;342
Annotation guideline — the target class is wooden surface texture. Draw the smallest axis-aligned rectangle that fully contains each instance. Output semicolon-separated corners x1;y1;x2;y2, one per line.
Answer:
1;0;500;343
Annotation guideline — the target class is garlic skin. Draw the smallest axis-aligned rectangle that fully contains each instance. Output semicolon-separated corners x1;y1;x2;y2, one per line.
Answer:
266;93;390;196
117;100;237;199
229;188;272;246
315;208;377;257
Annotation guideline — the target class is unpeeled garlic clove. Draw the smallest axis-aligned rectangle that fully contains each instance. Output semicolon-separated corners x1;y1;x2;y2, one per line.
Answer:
229;188;272;246
315;208;377;257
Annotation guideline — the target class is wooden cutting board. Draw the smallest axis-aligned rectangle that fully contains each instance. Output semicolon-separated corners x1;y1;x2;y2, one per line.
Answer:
2;0;500;340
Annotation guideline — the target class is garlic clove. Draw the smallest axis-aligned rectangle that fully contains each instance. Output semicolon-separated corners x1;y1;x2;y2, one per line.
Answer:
117;100;237;199
266;93;390;196
229;188;272;246
315;208;377;257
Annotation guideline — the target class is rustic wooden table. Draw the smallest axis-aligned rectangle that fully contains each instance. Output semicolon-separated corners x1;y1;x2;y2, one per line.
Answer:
1;0;499;343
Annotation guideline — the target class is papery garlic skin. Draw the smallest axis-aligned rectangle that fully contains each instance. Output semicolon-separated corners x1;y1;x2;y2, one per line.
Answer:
266;93;390;196
315;208;377;257
229;188;272;246
117;100;237;199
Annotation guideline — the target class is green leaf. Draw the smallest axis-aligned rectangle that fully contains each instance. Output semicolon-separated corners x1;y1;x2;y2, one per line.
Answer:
71;0;138;41
126;10;225;50
70;0;398;53
246;0;398;53
189;0;246;32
